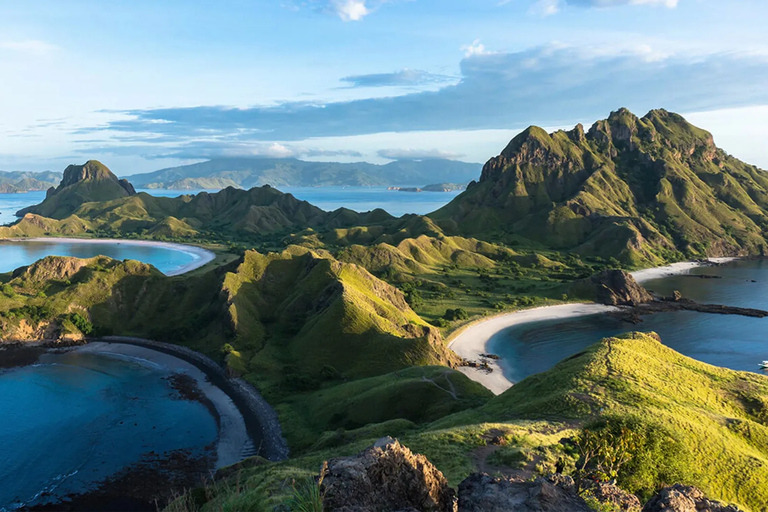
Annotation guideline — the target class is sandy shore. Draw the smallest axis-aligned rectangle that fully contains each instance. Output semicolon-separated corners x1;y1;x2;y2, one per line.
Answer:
75;342;252;469
448;303;617;395
5;237;216;276
631;257;738;284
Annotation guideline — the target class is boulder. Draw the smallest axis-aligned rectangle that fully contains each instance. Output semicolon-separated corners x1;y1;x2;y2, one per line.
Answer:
642;484;743;512
570;269;653;306
584;481;642;511
457;473;592;512
319;437;456;512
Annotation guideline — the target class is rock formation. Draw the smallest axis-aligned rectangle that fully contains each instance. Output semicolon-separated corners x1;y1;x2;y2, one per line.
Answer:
570;269;653;306
642;484;743;512
456;473;592;512
319;437;456;512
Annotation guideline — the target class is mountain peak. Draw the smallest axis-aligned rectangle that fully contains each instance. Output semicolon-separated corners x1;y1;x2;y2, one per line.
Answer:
59;160;136;195
17;161;137;219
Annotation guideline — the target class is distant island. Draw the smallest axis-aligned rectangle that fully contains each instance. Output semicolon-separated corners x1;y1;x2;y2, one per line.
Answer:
0;171;61;194
389;182;468;193
123;157;481;189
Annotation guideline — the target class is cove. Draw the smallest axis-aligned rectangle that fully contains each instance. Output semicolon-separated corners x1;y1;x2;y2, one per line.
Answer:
489;259;768;383
0;345;221;510
0;238;215;276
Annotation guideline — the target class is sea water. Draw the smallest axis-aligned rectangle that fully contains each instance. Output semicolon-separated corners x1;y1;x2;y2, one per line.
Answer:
0;350;217;510
490;259;768;383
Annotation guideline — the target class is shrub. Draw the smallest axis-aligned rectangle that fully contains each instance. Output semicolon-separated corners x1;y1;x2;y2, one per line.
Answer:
1;283;14;298
69;313;93;335
443;308;469;321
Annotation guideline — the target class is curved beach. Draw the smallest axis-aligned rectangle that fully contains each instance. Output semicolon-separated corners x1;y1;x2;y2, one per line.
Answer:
76;341;253;469
448;303;617;394
448;257;742;394
4;237;216;276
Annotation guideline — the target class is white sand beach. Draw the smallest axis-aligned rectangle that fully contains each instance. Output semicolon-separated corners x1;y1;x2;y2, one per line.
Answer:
75;342;252;469
630;257;739;284
448;303;618;395
7;237;216;276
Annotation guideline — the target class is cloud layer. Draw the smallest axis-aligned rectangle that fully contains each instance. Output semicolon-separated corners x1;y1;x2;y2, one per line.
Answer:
341;69;456;88
85;44;768;156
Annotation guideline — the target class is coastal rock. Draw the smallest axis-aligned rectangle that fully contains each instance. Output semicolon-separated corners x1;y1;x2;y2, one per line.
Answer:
457;473;592;512
570;269;653;306
319;437;456;512
642;484;743;512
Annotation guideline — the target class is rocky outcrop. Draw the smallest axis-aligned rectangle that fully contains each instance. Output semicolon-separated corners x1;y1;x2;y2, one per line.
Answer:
319;437;456;512
584;481;642;511
642;484;743;512
570;269;653;306
457;473;592;512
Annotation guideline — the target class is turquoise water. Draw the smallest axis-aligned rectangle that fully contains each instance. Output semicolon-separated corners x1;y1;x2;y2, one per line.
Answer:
0;350;217;510
490;259;768;383
0;240;203;276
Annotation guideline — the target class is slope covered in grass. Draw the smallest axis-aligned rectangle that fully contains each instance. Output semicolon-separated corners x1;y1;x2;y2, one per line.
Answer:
432;109;768;265
178;332;768;511
0;249;478;451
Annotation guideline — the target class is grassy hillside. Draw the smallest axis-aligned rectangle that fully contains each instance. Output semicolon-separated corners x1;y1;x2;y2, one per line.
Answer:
125;157;481;189
432;109;768;265
175;332;768;512
0;249;486;451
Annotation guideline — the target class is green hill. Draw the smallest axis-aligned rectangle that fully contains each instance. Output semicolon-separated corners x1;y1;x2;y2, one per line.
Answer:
124;157;481;189
17;160;136;219
431;109;768;265
180;332;768;512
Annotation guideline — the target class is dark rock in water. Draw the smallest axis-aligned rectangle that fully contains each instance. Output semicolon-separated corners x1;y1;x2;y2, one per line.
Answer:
642;484;743;512
570;270;653;306
457;473;591;512
319;437;456;512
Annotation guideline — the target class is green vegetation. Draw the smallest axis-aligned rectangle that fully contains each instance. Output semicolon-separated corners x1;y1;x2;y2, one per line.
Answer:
431;108;768;265
3;109;768;511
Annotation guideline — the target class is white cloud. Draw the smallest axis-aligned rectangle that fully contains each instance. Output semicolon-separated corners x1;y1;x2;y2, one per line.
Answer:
530;0;561;16
331;0;370;21
377;148;465;160
0;40;58;56
462;40;492;58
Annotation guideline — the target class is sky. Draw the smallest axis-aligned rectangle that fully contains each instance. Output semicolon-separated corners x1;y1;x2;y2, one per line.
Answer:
1;0;767;175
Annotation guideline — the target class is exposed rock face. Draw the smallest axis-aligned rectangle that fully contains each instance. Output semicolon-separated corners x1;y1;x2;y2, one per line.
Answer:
570;269;653;306
585;481;642;511
59;160;136;195
319;437;456;512
457;473;592;512
642;485;743;512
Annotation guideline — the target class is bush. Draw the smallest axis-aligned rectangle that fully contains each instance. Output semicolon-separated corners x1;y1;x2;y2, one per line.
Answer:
573;416;689;500
1;283;15;298
443;308;469;321
69;313;93;335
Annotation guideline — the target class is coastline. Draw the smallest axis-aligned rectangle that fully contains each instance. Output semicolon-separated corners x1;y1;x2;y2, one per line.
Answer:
630;257;738;284
98;336;289;463
1;237;216;276
448;257;743;395
448;303;618;395
75;342;253;469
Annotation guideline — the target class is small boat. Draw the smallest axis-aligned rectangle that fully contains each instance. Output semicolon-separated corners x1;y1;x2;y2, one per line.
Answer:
760;361;768;369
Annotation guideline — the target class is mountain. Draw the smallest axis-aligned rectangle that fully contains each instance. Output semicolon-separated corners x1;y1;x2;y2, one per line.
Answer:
17;160;136;219
432;108;768;265
3;168;397;239
124;157;482;189
0;171;61;193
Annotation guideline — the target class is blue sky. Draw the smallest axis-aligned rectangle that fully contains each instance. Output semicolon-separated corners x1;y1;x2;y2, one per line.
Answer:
1;0;767;174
